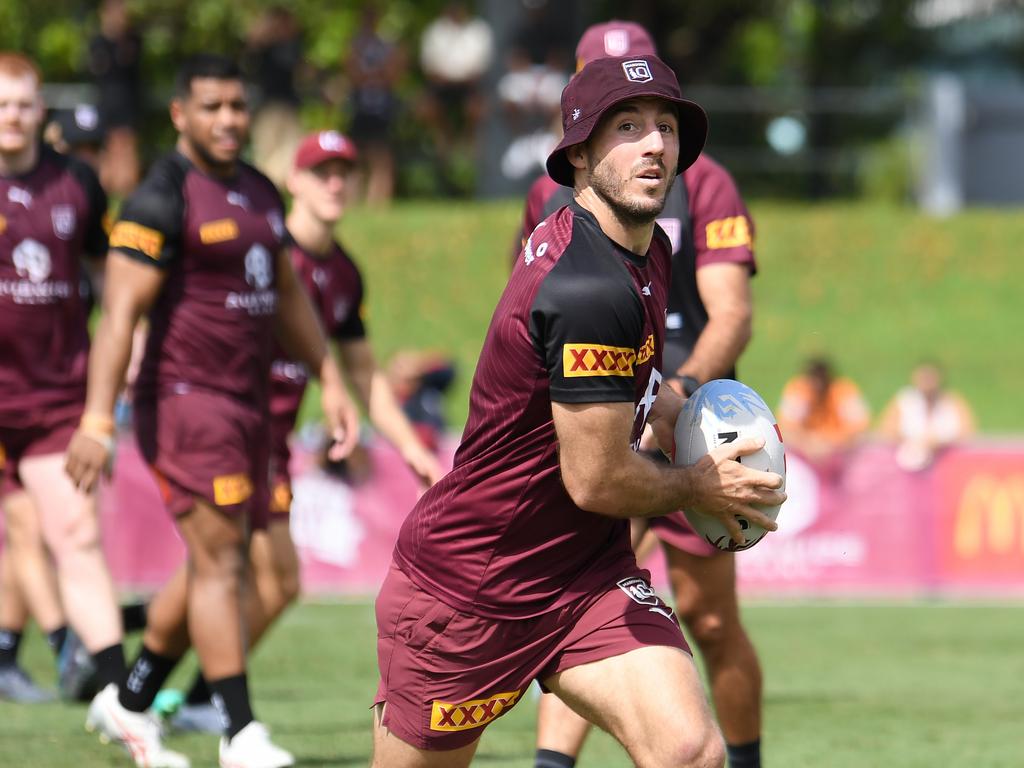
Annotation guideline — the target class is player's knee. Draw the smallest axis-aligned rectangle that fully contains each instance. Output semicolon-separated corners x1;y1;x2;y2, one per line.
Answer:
636;725;724;768
684;610;728;652
52;507;102;558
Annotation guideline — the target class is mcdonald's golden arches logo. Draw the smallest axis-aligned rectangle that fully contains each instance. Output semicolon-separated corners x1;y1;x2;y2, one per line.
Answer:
953;473;1024;559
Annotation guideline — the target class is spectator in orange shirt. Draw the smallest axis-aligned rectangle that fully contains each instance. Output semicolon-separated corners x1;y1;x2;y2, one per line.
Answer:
778;357;870;466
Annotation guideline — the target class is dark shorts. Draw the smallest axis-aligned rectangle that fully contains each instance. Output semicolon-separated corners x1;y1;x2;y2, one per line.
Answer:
267;414;292;522
0;401;82;496
643;446;719;558
374;562;689;751
135;391;270;529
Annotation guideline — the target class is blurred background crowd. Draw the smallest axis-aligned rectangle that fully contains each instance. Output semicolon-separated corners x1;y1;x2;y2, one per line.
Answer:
15;0;1024;208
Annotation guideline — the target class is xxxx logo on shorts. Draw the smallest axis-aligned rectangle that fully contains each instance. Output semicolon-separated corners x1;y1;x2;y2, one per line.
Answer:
429;690;522;732
563;343;636;378
212;472;253;506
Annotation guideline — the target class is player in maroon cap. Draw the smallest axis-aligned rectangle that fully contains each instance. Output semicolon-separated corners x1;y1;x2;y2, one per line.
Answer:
371;55;784;767
0;51;128;708
65;55;360;768
528;22;766;768
167;129;444;733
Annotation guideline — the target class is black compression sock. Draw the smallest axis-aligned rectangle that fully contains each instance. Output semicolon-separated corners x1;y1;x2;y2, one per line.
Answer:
94;643;128;690
727;738;762;768
120;602;149;634
118;645;177;712
185;672;211;705
0;628;22;667
47;626;68;658
535;749;577;768
209;673;254;740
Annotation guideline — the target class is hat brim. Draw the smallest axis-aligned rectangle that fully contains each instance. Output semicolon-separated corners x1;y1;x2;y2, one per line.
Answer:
546;95;708;188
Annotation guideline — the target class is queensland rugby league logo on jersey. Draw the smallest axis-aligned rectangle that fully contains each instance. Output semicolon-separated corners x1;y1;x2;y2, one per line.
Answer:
244;244;273;290
51;204;76;240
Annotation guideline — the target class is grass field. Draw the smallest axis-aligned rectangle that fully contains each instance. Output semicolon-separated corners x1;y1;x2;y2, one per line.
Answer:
2;600;1021;767
306;199;1023;433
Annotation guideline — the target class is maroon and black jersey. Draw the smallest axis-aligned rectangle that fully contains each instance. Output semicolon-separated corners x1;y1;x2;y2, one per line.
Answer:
520;154;756;377
394;201;670;619
0;147;107;427
110;151;288;407
269;240;366;428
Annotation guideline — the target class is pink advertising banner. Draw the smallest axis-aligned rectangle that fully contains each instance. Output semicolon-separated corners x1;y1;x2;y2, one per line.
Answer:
5;438;1024;598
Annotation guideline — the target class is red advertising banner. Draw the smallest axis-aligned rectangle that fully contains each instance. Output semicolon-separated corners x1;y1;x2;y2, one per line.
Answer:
4;437;1023;598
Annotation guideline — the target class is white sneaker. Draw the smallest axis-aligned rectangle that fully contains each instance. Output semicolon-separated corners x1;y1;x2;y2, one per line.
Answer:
86;684;191;768
219;721;295;768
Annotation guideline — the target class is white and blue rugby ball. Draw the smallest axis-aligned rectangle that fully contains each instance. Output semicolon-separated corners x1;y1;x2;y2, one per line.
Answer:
673;379;786;551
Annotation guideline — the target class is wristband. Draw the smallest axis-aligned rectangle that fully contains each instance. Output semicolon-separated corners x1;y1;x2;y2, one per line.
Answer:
80;412;116;436
678;375;701;398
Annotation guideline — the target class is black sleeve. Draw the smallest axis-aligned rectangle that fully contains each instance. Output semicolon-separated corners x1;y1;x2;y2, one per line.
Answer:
330;267;366;342
66;156;108;258
529;255;644;404
108;155;186;268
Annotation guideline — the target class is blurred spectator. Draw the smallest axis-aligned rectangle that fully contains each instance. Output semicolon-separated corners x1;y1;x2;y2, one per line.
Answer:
418;2;494;176
879;361;975;471
387;350;456;453
778;357;870;467
87;0;142;196
346;6;405;205
43;104;105;171
245;5;306;188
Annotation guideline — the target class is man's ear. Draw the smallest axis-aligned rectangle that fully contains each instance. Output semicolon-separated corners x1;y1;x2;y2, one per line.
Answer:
169;99;186;133
567;143;587;172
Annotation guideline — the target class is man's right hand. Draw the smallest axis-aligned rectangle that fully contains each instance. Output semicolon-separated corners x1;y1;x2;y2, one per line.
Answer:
686;436;786;545
65;429;113;494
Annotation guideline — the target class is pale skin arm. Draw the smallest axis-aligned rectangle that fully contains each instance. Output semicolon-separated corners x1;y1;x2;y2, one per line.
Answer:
669;262;752;391
273;248;360;461
338;338;444;487
551;398;785;545
65;252;166;492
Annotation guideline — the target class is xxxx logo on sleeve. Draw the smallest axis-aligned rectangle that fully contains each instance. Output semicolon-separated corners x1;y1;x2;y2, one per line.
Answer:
109;221;164;260
430;690;522;732
705;215;752;250
563;343;636;378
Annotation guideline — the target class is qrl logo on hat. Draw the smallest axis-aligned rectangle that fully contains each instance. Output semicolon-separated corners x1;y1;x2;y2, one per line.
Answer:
319;131;345;152
604;29;629;56
622;59;653;83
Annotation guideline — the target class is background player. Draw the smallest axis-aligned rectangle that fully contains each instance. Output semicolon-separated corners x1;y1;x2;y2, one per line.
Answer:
372;54;784;768
0;51;128;708
169;130;444;732
524;23;765;768
65;55;359;768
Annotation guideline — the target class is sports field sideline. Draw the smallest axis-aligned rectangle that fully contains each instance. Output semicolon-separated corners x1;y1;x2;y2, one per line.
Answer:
2;600;1019;767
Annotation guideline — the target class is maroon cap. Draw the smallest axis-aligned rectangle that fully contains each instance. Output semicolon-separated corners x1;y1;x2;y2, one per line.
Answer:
546;55;708;188
575;20;657;70
293;130;358;170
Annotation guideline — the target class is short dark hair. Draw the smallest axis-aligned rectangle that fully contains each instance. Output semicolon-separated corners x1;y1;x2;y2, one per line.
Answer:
174;54;242;98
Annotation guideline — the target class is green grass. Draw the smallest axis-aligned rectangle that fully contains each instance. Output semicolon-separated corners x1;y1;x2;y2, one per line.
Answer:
3;600;1021;767
301;199;1023;433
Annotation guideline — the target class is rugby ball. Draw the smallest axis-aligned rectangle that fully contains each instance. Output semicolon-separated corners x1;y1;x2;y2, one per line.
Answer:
673;379;785;551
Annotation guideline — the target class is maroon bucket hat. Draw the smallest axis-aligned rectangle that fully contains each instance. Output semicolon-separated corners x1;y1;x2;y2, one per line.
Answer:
545;55;708;188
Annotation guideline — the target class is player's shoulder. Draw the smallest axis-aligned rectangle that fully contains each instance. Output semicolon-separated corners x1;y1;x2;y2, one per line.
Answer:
41;146;105;201
135;152;191;198
683;152;744;198
237;159;284;204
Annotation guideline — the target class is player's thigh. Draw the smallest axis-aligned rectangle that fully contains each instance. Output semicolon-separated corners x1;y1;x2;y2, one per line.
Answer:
664;545;740;626
19;453;100;552
249;521;299;592
543;644;721;762
371;704;479;768
177;496;248;572
1;489;41;546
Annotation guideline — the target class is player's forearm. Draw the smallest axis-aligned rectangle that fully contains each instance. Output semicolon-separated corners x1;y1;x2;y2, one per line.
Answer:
676;309;751;382
274;281;329;374
367;370;427;456
563;449;701;519
83;309;139;419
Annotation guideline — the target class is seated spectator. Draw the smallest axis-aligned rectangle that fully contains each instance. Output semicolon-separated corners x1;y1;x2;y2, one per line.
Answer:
778;357;870;467
879;361;975;471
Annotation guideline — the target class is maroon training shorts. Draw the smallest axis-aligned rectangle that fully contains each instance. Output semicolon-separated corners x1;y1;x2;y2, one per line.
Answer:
135;390;270;529
649;511;720;557
0;400;82;496
267;411;292;522
374;561;689;751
